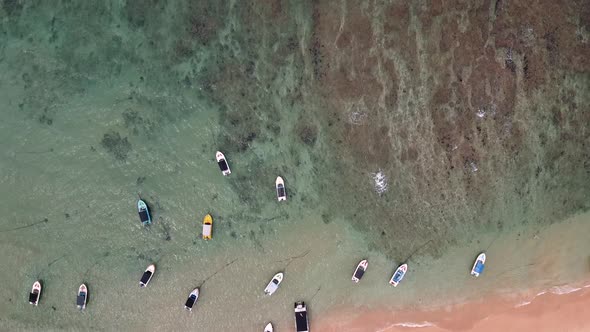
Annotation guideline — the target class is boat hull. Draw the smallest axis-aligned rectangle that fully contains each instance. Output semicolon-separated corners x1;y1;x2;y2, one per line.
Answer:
184;288;199;311
264;272;284;295
389;263;408;287
138;200;151;225
294;301;309;332
29;281;41;305
77;284;87;310
202;214;213;240
140;264;155;287
216;151;231;176
264;322;274;332
471;253;486;277
276;176;287;201
352;259;368;283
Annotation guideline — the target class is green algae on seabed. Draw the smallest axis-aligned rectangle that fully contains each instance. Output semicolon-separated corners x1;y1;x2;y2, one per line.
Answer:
0;0;589;330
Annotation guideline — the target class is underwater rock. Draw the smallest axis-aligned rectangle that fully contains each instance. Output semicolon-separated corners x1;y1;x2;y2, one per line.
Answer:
100;131;132;161
2;0;23;17
295;121;318;146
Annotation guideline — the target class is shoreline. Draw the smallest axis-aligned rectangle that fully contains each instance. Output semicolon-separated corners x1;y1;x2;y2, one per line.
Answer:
316;279;590;331
312;210;590;332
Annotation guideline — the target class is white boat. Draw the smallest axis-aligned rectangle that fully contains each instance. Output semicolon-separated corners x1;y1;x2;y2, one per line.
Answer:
352;259;368;283
264;272;284;296
216;151;231;176
77;284;88;310
139;264;155;287
389;263;408;287
471;253;486;277
29;281;41;306
184;288;199;311
294;301;309;332
137;199;151;225
276;176;287;201
264;322;273;332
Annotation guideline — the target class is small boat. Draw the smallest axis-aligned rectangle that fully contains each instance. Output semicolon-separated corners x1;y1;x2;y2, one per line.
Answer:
276;176;287;201
77;284;88;310
471;253;486;277
184;288;199;311
137;199;151;225
29;281;42;306
389;263;408;287
264;272;284;296
294;301;309;332
139;264;155;287
264;322;273;332
202;214;213;240
216;151;231;176
352;259;368;283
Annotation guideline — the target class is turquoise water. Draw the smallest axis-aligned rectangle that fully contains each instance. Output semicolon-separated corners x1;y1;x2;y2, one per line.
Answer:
1;1;589;330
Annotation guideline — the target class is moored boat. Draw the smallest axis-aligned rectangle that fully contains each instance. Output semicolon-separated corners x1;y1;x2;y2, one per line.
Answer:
470;253;486;277
294;301;309;332
264;272;284;296
137;199;151;225
139;264;155;287
352;259;368;283
276;176;287;201
77;283;88;310
389;263;408;287
29;281;42;306
202;214;213;240
216;151;231;176
264;322;273;332
184;288;199;311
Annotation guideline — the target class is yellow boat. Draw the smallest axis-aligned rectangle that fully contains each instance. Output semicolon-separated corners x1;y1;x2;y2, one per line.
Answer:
202;214;213;240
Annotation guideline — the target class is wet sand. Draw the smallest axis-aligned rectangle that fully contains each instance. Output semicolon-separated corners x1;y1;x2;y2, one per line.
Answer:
317;282;590;332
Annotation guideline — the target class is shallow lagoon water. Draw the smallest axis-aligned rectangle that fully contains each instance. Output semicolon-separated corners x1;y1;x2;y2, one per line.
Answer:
1;1;589;331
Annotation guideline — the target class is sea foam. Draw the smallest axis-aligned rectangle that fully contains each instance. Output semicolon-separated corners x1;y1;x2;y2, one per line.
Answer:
372;170;388;194
393;321;436;328
549;285;582;295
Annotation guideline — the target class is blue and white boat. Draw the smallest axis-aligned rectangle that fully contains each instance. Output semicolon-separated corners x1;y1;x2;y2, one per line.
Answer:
471;253;486;277
137;199;151;225
389;263;408;287
184;288;199;311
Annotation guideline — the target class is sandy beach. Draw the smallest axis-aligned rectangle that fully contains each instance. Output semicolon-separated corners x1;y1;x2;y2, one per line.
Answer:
317;281;590;332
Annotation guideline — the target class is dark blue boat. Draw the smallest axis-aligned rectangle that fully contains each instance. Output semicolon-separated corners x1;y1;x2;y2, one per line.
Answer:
137;200;151;225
